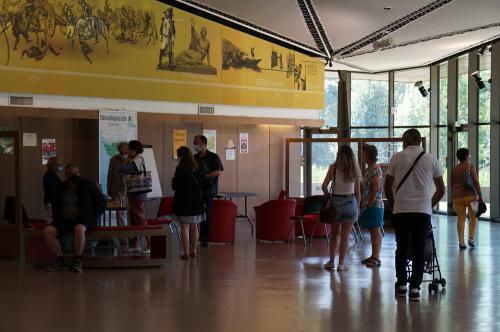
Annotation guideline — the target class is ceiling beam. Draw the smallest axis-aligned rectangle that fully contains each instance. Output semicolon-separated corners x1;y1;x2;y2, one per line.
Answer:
296;0;334;59
332;0;456;57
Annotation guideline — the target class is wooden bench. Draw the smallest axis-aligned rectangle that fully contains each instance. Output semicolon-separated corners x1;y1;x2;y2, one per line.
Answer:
25;224;171;268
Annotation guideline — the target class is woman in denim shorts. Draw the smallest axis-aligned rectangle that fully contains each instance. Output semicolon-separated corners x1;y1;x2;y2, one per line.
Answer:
321;145;361;272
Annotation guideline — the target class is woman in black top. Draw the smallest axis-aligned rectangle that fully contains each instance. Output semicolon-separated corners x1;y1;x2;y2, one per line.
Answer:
172;147;204;259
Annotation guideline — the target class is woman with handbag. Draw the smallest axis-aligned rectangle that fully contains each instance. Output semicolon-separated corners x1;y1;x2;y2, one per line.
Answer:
120;140;151;254
451;148;482;249
172;147;205;260
359;145;384;268
321;145;361;271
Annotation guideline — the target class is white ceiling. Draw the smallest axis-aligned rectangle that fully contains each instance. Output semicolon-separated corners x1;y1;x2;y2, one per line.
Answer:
192;0;500;72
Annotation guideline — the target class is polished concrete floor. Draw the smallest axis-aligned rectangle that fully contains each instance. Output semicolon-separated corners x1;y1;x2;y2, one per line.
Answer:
1;215;500;332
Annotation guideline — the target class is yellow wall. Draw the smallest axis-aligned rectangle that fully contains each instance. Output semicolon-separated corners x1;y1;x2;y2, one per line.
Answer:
0;0;324;109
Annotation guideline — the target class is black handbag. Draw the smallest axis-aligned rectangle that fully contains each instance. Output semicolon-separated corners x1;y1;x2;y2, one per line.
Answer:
463;165;476;192
476;201;487;218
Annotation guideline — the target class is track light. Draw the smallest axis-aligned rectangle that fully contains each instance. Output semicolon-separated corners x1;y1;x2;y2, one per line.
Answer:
471;71;486;90
328;60;333;67
476;45;492;56
415;81;429;97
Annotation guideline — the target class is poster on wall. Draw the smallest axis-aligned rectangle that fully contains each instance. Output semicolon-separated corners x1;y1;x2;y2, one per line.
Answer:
240;133;249;154
99;110;137;195
173;129;187;159
225;148;236;161
0;127;13;155
23;133;37;147
203;130;217;152
42;139;56;165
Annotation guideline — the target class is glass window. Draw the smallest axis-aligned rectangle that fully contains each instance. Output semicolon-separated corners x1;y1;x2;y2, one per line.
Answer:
394;68;430;126
351;128;391;163
479;52;491;123
438;127;448;210
351;73;388;127
457;56;469;125
322;72;338;128
311;134;337;195
478;125;490;215
439;63;448;125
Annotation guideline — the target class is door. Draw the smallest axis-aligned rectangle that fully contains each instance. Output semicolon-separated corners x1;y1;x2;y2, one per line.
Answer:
0;131;22;260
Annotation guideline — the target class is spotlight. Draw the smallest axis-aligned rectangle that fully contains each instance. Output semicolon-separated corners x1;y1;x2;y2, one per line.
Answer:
415;81;429;97
471;71;486;90
328;60;333;67
476;45;492;56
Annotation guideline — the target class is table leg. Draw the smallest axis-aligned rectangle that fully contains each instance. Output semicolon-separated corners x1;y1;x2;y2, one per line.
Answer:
244;196;254;237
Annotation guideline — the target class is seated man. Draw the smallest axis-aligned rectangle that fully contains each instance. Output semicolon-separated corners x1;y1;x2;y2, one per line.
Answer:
43;164;106;272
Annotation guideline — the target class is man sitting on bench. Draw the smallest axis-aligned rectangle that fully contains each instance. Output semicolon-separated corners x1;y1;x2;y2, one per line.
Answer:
43;164;106;272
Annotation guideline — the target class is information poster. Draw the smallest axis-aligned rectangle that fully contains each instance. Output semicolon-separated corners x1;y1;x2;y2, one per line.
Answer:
203;130;217;152
225;148;236;161
23;133;37;147
173;129;187;159
99;110;137;194
41;139;56;165
240;133;249;154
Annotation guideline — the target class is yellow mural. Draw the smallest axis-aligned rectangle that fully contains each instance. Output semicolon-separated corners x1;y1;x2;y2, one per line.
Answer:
0;0;324;109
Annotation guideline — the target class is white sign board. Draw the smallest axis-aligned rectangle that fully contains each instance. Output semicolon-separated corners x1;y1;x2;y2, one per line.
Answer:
23;133;37;147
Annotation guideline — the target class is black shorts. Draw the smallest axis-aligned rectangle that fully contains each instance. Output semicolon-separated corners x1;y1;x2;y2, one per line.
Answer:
51;218;95;237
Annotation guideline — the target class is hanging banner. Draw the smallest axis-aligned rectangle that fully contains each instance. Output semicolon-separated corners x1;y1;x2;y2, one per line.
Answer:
240;133;249;154
42;139;56;165
99;110;137;195
203;129;217;152
173;129;187;160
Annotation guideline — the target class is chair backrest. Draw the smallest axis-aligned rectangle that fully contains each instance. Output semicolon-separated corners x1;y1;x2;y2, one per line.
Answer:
278;190;288;200
157;197;174;217
302;195;325;215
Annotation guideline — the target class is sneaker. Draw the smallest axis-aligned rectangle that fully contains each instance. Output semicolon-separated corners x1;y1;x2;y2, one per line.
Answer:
336;264;349;272
46;260;69;272
361;256;374;265
409;288;420;301
72;259;83;273
468;239;476;248
366;258;381;268
459;242;467;249
141;249;151;255
323;260;335;270
124;246;142;253
395;285;407;297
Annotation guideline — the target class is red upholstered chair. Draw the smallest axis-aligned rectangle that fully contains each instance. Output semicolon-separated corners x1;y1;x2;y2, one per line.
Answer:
293;196;331;244
147;197;181;251
254;199;296;242
208;200;237;243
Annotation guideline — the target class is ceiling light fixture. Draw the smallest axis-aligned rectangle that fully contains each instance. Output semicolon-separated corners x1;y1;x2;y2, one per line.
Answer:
382;6;392;11
471;71;486;90
415;81;429;97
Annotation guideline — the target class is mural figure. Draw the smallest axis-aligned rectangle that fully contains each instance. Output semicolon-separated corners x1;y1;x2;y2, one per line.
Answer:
271;50;283;70
74;0;109;63
286;52;294;78
21;42;59;60
293;64;306;91
175;18;210;66
157;7;175;70
61;2;76;48
222;38;261;71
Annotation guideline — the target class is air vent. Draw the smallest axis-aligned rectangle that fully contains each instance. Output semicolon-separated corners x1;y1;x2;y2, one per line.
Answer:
9;95;34;106
198;105;215;115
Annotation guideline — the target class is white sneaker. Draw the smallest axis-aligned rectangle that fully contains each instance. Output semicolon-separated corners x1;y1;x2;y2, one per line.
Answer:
141;249;151;255
336;264;349;271
323;260;335;270
123;246;141;253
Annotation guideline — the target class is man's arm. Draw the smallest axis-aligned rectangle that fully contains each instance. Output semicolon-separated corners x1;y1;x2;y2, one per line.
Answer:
384;175;395;211
432;176;445;208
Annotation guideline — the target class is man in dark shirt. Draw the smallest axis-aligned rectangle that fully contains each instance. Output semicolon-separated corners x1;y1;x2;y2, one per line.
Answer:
194;135;223;247
42;157;63;220
43;164;106;273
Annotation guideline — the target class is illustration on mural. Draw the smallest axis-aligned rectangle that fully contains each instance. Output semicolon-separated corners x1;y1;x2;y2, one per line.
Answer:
157;13;216;75
222;38;261;71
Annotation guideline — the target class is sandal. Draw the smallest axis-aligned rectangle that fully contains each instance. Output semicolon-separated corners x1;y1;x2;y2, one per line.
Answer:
180;254;190;260
366;258;381;268
361;256;374;265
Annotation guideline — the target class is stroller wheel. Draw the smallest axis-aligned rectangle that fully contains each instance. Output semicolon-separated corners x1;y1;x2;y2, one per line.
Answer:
440;278;446;288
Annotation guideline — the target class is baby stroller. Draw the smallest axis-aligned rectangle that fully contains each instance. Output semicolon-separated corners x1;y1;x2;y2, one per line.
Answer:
406;225;446;293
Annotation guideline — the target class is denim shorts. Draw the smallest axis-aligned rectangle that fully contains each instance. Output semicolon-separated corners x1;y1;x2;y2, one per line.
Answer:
331;195;359;223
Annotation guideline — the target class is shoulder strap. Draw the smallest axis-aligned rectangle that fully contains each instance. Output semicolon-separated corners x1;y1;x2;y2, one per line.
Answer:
396;151;425;193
